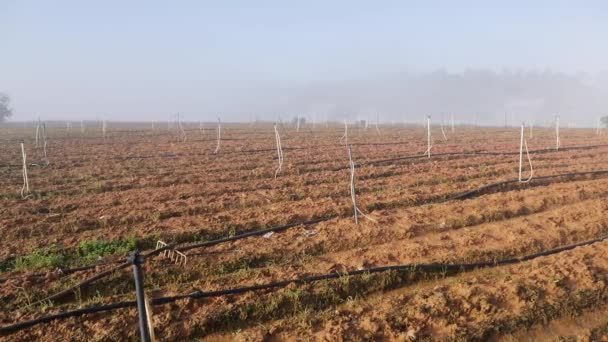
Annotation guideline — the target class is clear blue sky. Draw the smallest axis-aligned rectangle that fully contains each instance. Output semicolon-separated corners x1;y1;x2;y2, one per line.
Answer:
1;1;607;121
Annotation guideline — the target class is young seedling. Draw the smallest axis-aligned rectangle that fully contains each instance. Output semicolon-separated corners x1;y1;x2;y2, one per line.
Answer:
518;122;533;183
213;118;221;154
274;124;284;178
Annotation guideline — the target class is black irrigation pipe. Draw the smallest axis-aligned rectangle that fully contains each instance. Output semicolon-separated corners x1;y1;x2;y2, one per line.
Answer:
447;170;608;201
0;260;125;285
145;216;335;259
333;143;608;171
2;234;607;336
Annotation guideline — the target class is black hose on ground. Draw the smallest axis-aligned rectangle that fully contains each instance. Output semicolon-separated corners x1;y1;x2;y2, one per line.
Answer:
1;234;606;335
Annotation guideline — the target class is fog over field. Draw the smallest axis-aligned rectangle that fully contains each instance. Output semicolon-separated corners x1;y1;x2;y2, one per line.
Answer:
1;1;607;126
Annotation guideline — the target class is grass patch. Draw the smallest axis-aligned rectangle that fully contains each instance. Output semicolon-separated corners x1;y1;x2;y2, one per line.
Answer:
77;237;137;262
14;248;65;270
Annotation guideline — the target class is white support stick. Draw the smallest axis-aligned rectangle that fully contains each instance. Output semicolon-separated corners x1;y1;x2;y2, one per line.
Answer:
274;124;284;178
518;122;534;183
296;115;300;132
176;113;186;142
102;120;107;139
199;121;204;138
529;121;533;139
451;114;455;134
555;115;560;150
598;118;602;136
440;119;447;142
21;143;30;198
339;120;348;145
347;145;375;225
35;124;40;148
349;145;358;225
81;120;85;134
42;123;49;165
375;113;380;135
213;118;221;154
425;115;432;158
518;123;524;182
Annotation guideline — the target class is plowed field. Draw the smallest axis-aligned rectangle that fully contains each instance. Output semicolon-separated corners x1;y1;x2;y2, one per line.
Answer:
1;123;608;341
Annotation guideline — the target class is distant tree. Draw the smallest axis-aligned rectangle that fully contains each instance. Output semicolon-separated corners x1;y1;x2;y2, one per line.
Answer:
291;116;306;126
0;93;12;122
602;116;608;128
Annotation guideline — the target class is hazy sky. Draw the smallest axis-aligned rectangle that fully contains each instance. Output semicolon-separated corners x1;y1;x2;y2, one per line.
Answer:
1;1;607;124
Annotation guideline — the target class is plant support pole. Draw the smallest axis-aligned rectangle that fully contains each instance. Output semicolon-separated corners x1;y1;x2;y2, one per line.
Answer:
426;115;431;158
274;124;284;178
440;119;447;142
20;142;30;197
348;145;358;225
518;122;534;183
339;120;348;146
347;145;376;225
519;123;524;182
213;118;221;154
451;114;455;134
555;116;560;150
529;121;533;139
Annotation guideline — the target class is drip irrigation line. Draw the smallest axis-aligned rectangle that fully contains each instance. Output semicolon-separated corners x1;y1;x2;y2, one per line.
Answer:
0;261;123;284
26;262;131;308
2;234;607;335
447;170;608;201
333;144;608;171
145;216;334;259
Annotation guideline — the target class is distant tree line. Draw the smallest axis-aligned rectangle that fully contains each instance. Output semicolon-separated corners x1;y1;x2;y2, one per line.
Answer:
0;93;12;122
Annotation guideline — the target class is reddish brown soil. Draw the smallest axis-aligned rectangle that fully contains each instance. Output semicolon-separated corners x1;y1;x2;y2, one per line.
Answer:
1;123;608;341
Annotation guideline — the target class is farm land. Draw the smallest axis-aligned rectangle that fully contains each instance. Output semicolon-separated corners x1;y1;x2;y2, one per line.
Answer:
1;122;608;341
